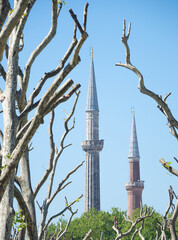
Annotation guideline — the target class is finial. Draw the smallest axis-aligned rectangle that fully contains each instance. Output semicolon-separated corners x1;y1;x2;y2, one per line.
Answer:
91;47;93;60
132;106;135;118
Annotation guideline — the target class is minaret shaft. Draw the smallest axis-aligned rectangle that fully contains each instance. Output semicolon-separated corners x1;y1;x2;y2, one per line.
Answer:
129;161;140;182
82;50;103;212
86;111;99;140
85;152;100;211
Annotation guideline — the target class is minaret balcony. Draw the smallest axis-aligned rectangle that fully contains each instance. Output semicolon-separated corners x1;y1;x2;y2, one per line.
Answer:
81;140;104;152
125;181;144;189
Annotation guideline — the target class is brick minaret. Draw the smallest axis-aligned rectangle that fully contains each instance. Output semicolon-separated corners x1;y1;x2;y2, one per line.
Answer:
125;109;144;218
81;49;104;212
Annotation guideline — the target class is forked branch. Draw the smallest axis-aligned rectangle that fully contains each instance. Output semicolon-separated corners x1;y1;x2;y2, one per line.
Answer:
42;194;83;235
112;205;154;239
116;20;178;141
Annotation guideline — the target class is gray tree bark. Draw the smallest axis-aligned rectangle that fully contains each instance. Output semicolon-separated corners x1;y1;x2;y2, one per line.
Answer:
0;0;10;31
0;0;89;238
0;23;18;239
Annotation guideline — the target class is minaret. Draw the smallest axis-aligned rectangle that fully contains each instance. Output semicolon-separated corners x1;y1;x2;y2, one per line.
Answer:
81;48;104;212
125;108;144;218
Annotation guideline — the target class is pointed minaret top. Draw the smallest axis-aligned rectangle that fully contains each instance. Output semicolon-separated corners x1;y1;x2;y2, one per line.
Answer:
128;108;140;160
86;48;99;112
91;47;93;60
133;106;135;118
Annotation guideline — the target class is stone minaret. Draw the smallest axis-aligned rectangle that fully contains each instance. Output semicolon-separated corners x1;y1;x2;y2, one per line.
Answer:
81;49;104;212
125;109;144;218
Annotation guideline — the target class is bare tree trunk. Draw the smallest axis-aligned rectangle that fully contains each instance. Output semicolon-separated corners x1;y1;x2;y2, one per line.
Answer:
169;200;178;240
0;27;18;238
19;150;38;240
0;1;89;238
0;177;15;239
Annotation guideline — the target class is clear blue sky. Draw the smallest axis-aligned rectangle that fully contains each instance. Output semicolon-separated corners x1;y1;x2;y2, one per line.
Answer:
12;0;178;223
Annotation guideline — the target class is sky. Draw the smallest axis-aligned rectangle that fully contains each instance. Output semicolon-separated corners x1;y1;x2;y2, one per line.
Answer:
8;0;178;224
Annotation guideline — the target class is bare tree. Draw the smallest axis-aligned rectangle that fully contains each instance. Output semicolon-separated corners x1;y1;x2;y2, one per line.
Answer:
115;19;178;177
155;186;178;240
116;20;178;239
112;205;154;239
0;1;89;239
112;188;177;240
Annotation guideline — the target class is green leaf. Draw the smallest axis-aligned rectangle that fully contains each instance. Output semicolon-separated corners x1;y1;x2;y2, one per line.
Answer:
6;153;11;159
0;164;7;170
13;211;27;231
166;161;171;165
10;9;14;14
57;0;67;4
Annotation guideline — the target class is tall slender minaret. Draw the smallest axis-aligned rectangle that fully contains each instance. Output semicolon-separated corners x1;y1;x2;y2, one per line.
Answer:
81;48;104;212
125;108;144;218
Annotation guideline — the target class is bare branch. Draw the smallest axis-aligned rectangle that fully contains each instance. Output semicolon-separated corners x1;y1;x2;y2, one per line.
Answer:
138;220;145;240
48;161;84;206
159;158;178;177
0;0;29;62
34;91;80;200
36;200;43;213
57;2;63;16
131;229;138;240
0;64;6;80
69;8;84;35
19;22;78;120
116;20;178;140
56;197;78;239
42;194;83;234
33;111;55;198
157;186;178;239
112;205;154;239
43;78;74;114
0;0;10;32
168;200;178;239
83;229;93;240
163;92;171;102
19;0;58;107
14;185;33;233
83;2;89;31
174;157;178;163
0;1;88;205
48;84;81;116
64;91;80;133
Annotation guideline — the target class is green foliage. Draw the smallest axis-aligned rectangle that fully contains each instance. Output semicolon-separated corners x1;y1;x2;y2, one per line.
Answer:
48;208;129;239
132;207;161;240
9;9;14;14
0;164;7;170
47;206;178;239
13;210;27;232
132;206;173;240
57;0;67;5
47;218;67;239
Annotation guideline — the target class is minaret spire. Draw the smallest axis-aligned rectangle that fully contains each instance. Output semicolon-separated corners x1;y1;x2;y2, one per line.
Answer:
86;48;99;112
128;107;140;160
91;47;93;60
126;109;144;218
82;48;104;212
